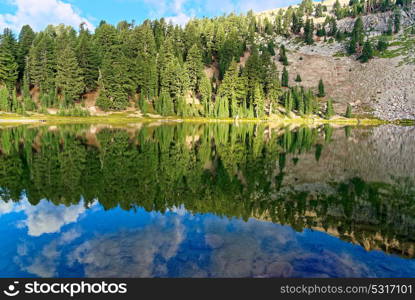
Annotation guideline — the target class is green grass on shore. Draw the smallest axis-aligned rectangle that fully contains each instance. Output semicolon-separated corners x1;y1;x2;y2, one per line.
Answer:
0;111;402;127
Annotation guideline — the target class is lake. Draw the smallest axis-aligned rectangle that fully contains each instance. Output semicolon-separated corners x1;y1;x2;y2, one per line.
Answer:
0;123;414;278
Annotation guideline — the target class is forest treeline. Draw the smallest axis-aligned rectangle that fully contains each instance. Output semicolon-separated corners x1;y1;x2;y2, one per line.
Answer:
0;0;412;117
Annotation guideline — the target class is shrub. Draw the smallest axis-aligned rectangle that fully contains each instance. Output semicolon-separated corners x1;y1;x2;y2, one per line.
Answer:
96;94;112;111
376;39;389;52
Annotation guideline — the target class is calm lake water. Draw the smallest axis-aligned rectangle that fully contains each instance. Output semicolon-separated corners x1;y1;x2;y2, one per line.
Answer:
0;123;414;278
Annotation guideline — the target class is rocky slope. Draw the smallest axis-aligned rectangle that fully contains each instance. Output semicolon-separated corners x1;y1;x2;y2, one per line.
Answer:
257;3;415;120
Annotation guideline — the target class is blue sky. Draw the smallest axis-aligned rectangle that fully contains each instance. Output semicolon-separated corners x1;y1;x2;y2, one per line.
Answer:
0;0;302;32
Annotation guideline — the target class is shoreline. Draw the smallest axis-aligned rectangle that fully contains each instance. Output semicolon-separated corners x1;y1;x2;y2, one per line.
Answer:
0;113;411;127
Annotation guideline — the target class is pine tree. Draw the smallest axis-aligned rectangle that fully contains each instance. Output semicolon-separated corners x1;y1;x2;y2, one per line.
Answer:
137;94;148;114
325;98;334;119
0;42;18;91
27;32;56;95
315;4;324;17
348;17;364;54
279;44;289;66
317;79;326;97
185;44;203;93
160;91;174;116
304;19;314;45
219;60;249;116
386;17;393;35
394;8;401;33
265;63;282;114
291;12;302;34
76;27;99;92
163;57;189;99
215;96;230;118
158;38;176;94
55;44;85;106
243;47;264;97
345;103;353;118
22;72;35;111
199;73;212;116
298;92;305;115
100;45;134;110
176;96;189;117
333;0;342;19
94;22;118;61
253;82;265;118
11;89;19;112
267;41;276;56
0;87;9;111
284;91;294;113
300;0;314;15
304;89;315;115
218;61;239;99
360;39;373;62
218;39;236;80
1;29;17;58
135;23;158;100
17;25;35;80
281;67;289;87
295;74;302;82
328;17;337;37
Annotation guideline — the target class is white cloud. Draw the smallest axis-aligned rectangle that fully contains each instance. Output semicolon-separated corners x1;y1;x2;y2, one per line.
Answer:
165;12;192;26
1;197;89;236
0;0;94;32
0;200;21;215
143;0;194;26
17;228;82;277
21;200;88;237
67;216;186;277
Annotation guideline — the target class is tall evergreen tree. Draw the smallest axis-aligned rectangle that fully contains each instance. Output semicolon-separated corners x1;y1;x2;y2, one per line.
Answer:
345;103;353;118
199;73;212;115
1;29;17;58
281;67;289;87
161;56;189;99
0;40;18;91
394;8;401;33
17;25;35;80
135;23;158;100
0;87;9;111
76;27;99;92
386;17;393;35
55;44;85;106
185;44;203;93
279;44;289;66
317;79;326;97
94;22;118;62
349;17;364;54
27;32;56;94
328;17;338;37
158;38;175;95
360;39;374;62
291;12;303;34
284;91;294;113
215;95;230;118
253;82;265;118
325;98;334;119
100;45;134;110
304;18;314;45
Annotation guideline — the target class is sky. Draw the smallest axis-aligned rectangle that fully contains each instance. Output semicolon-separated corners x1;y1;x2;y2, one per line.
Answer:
0;0;303;32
